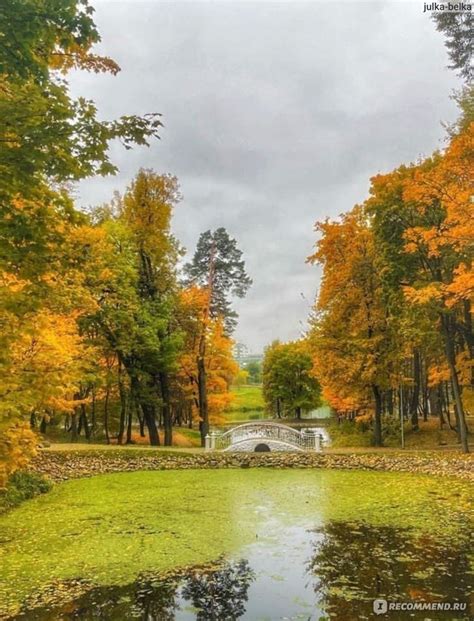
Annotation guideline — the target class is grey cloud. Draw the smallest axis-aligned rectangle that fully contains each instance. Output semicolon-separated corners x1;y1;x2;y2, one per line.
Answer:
73;1;461;352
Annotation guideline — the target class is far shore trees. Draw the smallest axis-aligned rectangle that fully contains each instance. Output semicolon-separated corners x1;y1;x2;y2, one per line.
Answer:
262;340;321;419
305;17;473;451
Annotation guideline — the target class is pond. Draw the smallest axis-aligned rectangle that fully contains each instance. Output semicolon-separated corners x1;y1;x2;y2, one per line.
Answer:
0;469;472;620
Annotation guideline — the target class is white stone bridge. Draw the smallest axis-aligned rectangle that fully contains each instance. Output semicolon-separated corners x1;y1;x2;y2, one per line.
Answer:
205;422;328;453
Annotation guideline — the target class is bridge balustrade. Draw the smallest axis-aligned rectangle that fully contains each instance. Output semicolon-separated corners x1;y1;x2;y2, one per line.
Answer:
206;422;324;452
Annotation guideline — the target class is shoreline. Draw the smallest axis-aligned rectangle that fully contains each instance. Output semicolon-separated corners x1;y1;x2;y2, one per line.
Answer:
29;448;474;484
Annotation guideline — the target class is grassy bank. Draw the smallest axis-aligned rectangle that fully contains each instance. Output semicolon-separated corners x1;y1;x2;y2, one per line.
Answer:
329;417;472;450
223;385;265;423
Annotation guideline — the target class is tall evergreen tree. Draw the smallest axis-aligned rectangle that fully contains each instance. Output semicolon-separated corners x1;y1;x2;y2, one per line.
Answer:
184;228;251;444
433;11;473;82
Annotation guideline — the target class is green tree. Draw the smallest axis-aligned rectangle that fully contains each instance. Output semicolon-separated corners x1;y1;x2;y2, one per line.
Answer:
0;0;162;472
246;361;262;384
184;228;252;334
432;11;473;82
78;171;182;446
0;0;161;202
263;340;321;419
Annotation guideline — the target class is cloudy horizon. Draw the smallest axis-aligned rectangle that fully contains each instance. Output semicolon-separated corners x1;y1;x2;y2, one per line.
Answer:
71;0;461;353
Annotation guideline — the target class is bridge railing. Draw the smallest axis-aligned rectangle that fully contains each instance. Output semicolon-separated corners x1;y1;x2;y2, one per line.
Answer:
209;422;323;452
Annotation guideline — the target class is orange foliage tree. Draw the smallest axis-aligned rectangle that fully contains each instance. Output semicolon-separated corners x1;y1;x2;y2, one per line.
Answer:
176;286;238;429
308;208;395;445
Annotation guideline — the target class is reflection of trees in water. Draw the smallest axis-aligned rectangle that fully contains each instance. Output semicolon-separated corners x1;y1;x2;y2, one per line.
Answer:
17;559;254;621
309;521;472;620
181;559;254;621
16;578;179;621
132;577;178;620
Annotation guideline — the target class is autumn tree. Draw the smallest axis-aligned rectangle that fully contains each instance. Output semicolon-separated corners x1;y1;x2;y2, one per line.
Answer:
0;0;161;477
205;319;239;423
184;228;251;444
176;286;239;429
308;209;395;446
368;121;473;452
370;123;474;451
84;171;183;446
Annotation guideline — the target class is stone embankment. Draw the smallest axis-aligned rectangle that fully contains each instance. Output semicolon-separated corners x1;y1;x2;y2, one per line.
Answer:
29;449;474;483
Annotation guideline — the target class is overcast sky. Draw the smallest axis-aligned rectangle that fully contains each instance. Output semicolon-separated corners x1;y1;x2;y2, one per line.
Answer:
72;0;461;353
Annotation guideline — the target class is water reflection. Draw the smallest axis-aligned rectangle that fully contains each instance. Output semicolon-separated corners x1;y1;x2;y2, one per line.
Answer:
13;559;254;621
310;522;472;620
11;523;473;620
181;559;254;620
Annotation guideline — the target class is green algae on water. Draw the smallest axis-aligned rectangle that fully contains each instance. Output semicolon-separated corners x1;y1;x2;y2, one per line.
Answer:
0;468;472;617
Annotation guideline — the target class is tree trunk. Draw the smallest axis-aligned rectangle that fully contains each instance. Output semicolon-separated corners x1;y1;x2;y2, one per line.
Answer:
70;411;78;443
444;381;453;428
462;299;474;387
142;403;160;446
410;348;421;430
126;397;134;444
128;373;159;445
104;387;110;445
187;401;193;429
79;404;91;441
39;415;47;434
421;358;429;422
436;384;446;429
372;384;383;447
138;407;146;437
386;390;394;417
197;333;209;447
175;405;182;427
429;386;444;428
159;372;173;446
90;391;96;437
117;364;128;445
441;314;469;453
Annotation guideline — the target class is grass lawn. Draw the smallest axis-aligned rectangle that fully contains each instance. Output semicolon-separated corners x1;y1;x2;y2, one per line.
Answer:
385;418;472;450
222;384;266;423
42;444;201;454
42;426;203;449
229;384;265;410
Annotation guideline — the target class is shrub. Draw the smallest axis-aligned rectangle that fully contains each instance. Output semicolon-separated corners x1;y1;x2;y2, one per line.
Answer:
328;419;372;447
0;471;52;514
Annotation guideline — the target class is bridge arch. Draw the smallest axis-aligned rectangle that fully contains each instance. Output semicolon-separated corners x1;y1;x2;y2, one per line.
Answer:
206;422;325;453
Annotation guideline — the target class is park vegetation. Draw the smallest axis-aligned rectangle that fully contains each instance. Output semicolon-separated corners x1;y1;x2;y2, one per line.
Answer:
307;52;473;450
0;1;472;491
262;340;321;419
0;0;251;486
